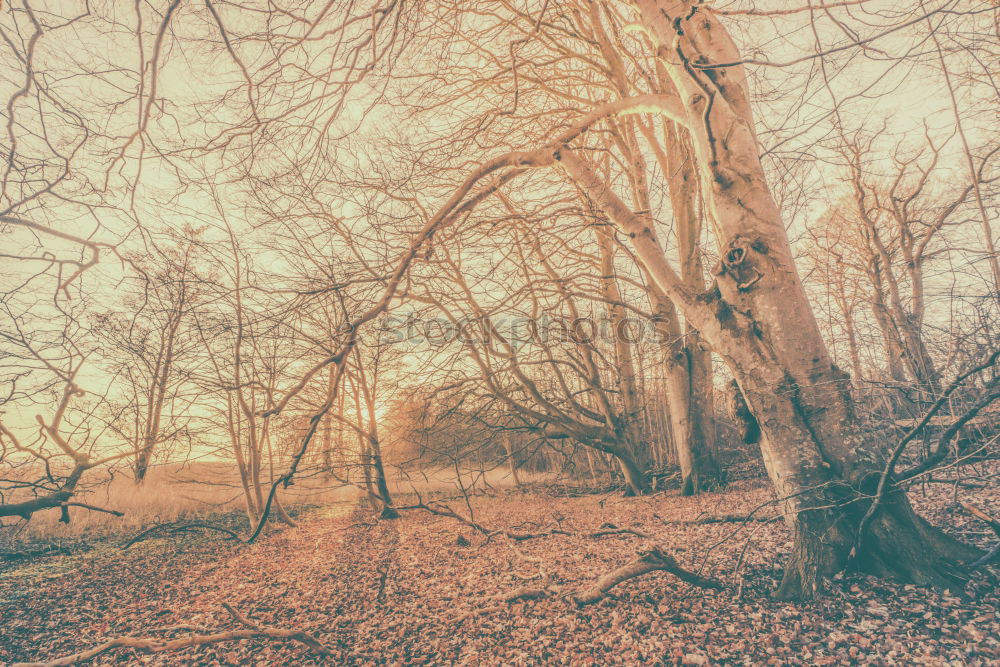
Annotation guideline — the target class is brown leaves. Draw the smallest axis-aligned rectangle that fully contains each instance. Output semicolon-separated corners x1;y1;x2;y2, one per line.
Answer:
1;477;997;665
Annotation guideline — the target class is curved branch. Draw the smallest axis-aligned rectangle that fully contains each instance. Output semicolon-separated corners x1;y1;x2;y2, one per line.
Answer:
12;603;332;667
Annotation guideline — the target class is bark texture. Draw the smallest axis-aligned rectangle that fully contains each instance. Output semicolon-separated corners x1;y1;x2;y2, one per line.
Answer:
564;0;982;597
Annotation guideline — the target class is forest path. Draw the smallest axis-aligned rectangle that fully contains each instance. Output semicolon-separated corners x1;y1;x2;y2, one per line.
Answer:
1;479;997;665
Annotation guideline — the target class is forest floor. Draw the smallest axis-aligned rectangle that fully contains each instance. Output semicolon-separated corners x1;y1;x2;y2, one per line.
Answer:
1;470;998;666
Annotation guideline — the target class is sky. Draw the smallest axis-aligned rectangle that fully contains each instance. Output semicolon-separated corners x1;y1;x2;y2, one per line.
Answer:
1;0;996;458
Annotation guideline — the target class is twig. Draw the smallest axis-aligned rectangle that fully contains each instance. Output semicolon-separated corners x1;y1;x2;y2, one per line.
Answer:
63;502;124;517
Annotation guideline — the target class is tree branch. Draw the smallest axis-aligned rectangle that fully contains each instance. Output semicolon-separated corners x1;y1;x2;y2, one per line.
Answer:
12;604;332;667
573;546;723;606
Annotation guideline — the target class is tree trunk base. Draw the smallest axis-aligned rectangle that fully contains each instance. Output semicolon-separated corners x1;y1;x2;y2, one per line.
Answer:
617;455;649;497
679;469;725;497
775;492;981;600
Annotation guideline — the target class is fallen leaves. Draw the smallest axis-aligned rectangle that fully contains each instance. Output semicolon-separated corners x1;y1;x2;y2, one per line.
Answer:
0;474;996;665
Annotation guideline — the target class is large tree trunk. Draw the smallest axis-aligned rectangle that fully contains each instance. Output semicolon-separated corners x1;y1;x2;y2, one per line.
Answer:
624;76;722;495
586;8;716;493
730;354;976;598
614;445;649;497
662;120;722;495
662;343;722;495
567;0;980;598
595;223;650;479
502;432;523;487
645;284;722;494
369;440;398;519
565;137;974;596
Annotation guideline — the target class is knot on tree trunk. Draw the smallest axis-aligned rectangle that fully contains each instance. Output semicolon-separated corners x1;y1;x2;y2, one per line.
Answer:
716;236;767;292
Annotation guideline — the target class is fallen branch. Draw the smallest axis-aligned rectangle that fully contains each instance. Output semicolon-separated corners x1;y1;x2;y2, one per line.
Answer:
961;502;1000;568
682;513;778;525
454;581;564;622
397;499;651;543
456;542;723;621
12;603;333;667
0;491;73;520
649;509;781;526
0;545;72;562
584;522;652;538
122;521;244;549
573;546;723;606
915;478;986;489
504;526;573;541
63;502;124;517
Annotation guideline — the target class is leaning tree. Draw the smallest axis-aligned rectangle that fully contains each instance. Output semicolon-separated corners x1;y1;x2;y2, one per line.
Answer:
197;0;993;597
5;0;996;600
301;0;991;597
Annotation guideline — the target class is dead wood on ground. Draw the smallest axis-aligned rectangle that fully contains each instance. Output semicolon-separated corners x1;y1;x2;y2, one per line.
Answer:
122;521;244;549
11;603;332;667
573;546;724;606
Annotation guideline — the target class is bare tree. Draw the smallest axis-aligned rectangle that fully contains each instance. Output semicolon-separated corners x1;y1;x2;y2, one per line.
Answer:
92;231;205;481
2;0;996;606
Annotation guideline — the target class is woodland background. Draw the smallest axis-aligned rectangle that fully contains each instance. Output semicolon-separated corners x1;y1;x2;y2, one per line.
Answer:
0;0;998;664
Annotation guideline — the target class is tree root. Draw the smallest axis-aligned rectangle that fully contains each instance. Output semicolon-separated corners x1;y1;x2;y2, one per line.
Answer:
12;603;332;667
573;546;723;606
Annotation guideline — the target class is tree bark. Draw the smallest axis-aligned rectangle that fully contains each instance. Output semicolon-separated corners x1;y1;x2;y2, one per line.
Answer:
646;283;722;494
595;223;650;480
615;446;649;497
725;379;760;446
564;0;981;598
502;432;523;487
661;120;722;494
